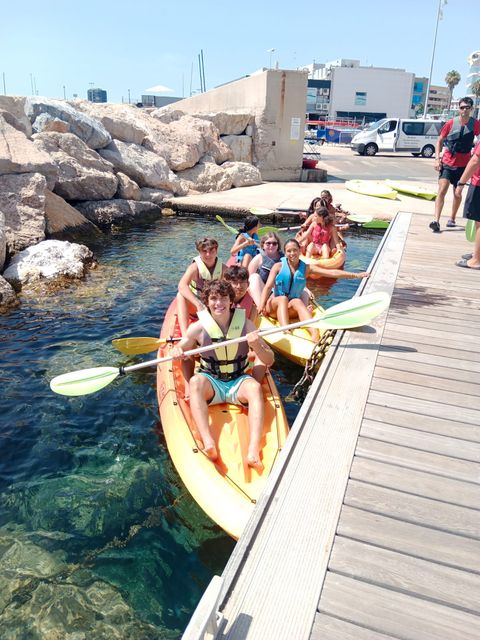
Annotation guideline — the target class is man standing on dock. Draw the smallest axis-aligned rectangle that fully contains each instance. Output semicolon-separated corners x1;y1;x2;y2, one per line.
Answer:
429;97;480;233
454;141;480;269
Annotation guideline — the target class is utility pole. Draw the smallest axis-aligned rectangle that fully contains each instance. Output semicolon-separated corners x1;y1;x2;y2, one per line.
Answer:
423;0;446;118
128;89;131;104
63;85;66;100
2;72;6;95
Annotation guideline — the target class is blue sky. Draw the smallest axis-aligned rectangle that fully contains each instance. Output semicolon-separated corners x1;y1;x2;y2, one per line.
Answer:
1;0;477;103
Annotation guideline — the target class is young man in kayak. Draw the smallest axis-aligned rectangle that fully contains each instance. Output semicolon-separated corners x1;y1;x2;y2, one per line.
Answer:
177;237;227;335
172;279;274;470
224;265;257;322
430;97;480;232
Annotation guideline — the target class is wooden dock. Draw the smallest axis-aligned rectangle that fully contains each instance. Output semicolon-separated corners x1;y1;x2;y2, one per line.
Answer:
184;210;480;640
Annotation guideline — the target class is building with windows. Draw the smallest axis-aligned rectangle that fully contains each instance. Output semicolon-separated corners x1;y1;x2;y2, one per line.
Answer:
303;59;415;122
141;95;182;108
87;88;107;103
412;77;428;112
467;50;480;93
427;84;449;113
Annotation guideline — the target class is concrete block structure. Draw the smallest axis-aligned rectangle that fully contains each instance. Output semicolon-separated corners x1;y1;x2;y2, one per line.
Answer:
166;70;308;181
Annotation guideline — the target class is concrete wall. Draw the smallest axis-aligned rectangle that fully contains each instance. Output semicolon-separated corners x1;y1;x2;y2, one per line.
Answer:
330;67;415;119
167;70;308;181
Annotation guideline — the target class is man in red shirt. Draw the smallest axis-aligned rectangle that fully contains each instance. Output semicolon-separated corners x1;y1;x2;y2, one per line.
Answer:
429;97;480;232
454;141;480;269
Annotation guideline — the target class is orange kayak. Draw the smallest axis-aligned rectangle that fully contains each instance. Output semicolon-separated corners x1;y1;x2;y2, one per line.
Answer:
156;299;290;539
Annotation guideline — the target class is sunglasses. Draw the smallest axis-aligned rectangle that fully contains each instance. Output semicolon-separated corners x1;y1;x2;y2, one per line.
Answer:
264;241;278;245
459;105;471;110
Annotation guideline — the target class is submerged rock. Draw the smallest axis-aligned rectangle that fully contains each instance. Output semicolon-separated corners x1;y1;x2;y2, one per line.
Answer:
3;239;93;289
44;191;103;243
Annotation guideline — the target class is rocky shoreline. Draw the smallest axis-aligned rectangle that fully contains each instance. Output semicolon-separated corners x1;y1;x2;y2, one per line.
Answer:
0;96;263;311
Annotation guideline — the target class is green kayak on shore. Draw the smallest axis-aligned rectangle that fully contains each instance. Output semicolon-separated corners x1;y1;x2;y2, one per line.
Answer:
385;179;437;200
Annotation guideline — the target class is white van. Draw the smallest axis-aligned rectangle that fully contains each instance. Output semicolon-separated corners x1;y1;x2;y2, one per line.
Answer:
351;118;444;157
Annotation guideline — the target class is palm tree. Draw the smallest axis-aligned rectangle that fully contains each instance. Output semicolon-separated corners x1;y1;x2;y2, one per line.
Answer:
445;70;461;113
471;79;480;119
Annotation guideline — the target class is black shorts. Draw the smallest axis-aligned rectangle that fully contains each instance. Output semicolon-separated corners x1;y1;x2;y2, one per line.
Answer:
463;184;480;221
439;165;464;187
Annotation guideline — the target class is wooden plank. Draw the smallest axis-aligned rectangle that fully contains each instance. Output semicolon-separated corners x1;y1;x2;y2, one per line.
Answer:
374;364;480;395
357;436;480;483
384;322;478;351
391;290;480;310
364;403;480;442
311;613;398;640
376;355;480;385
369;377;480;411
344;481;480;539
367;389;480;427
350;457;480;509
390;300;480;320
337;505;480;573
360;421;480;463
380;334;480;363
329;537;480;613
318;574;480;640
388;308;480;329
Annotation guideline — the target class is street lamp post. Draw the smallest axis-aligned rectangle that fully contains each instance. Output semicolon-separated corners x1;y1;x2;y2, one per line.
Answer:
423;0;446;118
267;48;275;70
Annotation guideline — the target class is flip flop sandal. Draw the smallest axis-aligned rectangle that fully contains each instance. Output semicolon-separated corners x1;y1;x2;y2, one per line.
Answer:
456;259;480;269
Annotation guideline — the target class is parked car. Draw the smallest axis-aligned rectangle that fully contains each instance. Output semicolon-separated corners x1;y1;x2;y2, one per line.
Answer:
351;118;443;157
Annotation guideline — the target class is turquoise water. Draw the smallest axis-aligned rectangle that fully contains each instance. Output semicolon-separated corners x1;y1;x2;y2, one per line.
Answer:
0;217;380;638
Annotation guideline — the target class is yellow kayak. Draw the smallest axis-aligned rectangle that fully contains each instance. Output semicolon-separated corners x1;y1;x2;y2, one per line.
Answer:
385;179;436;200
256;305;326;367
346;179;398;200
157;299;289;539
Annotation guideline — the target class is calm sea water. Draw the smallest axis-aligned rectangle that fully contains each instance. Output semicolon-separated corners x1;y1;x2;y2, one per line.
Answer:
0;216;381;638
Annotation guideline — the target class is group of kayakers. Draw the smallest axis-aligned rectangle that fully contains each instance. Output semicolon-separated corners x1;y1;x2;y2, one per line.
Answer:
170;207;369;469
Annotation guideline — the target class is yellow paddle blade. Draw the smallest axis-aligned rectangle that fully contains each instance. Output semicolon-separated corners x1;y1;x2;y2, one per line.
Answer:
112;336;164;355
347;214;373;224
249;207;275;216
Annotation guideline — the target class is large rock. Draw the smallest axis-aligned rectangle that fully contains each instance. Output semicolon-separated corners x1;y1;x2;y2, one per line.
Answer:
195;111;254;135
144;115;233;170
0;116;57;188
150;107;185;124
3;239;93;289
0;173;46;253
71;100;148;145
176;162;233;193
0;96;32;136
32;131;118;201
98;139;182;193
221;161;262;187
25;97;112;149
0;276;18;312
0;210;5;270
75;199;162;229
139;187;172;205
32;112;71;134
221;134;253;162
45;190;103;242
116;172;141;200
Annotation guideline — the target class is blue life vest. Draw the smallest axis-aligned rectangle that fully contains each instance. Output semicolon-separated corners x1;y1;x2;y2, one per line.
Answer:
237;232;260;261
445;117;476;155
274;257;306;300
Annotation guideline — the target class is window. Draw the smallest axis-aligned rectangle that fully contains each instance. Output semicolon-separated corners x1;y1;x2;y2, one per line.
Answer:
355;91;367;106
412;95;422;105
402;122;425;136
414;82;424;93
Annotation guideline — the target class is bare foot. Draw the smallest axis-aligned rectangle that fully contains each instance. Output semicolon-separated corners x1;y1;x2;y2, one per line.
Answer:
202;444;218;461
247;452;264;472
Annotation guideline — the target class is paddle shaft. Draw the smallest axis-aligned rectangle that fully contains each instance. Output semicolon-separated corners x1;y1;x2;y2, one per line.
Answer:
121;314;332;374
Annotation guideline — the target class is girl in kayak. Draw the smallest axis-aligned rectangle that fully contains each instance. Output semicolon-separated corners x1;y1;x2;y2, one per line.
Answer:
303;206;343;259
258;239;369;342
229;215;260;267
248;232;283;307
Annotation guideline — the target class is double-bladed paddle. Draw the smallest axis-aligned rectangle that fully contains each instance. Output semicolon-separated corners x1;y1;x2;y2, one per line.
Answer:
112;336;181;355
50;292;390;397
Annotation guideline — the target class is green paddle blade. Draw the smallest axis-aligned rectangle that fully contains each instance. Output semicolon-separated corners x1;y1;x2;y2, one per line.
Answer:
363;220;390;229
249;207;275;216
466;218;476;242
50;366;120;396
347;214;373;224
215;215;238;235
258;226;280;236
317;291;390;330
